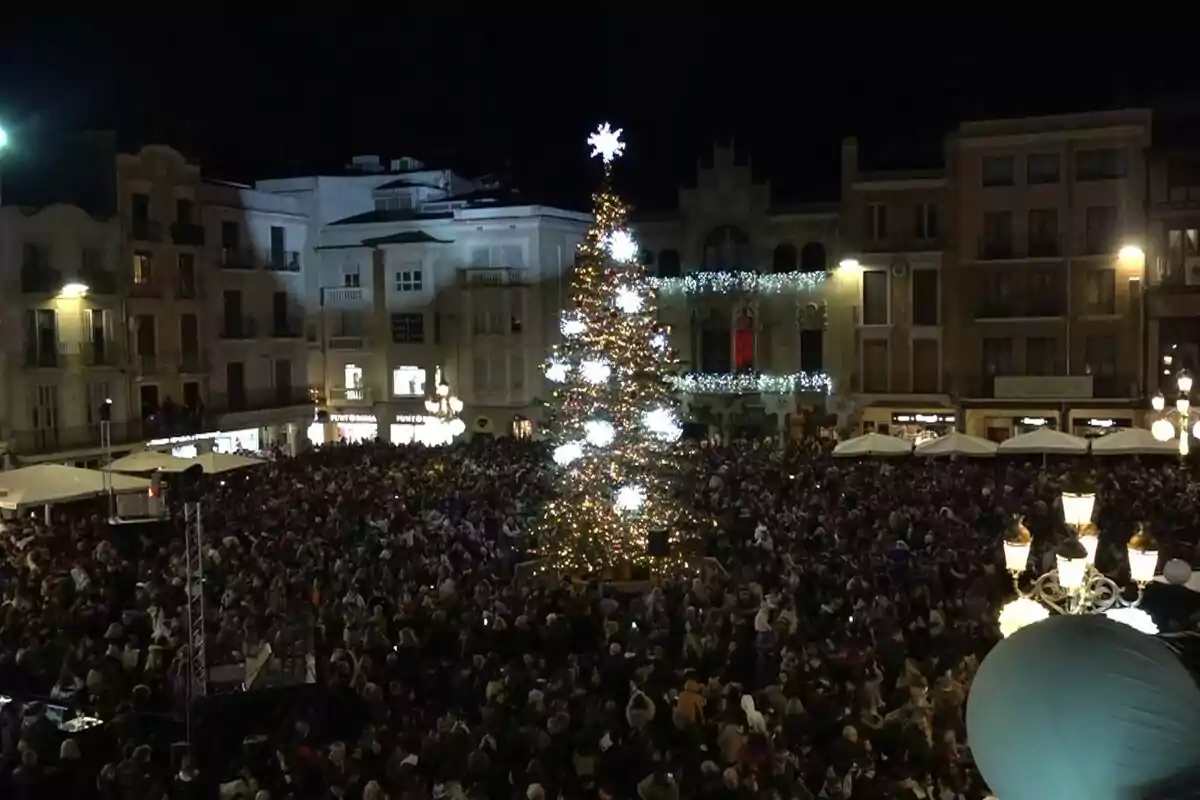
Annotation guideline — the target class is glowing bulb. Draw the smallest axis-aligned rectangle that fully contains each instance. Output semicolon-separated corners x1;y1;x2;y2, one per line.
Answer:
613;285;644;313
606;230;639;264
560;312;586;337
580;359;611;384
448;418;466;437
641;407;682;442
553;442;584;466
1152;392;1166;412
545;360;570;383
650;332;668;351
614;484;646;514
1152;418;1175;442
1193;420;1200;441
587;122;625;163
998;597;1049;638
584;420;615;448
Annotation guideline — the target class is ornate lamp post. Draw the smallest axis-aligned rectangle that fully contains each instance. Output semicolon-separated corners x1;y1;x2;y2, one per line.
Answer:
1151;370;1199;456
424;366;466;443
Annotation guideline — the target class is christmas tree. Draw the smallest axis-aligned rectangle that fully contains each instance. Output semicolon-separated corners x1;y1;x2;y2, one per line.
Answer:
536;124;697;575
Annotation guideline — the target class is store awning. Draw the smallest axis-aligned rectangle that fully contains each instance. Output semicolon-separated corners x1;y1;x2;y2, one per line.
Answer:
186;453;266;475
104;452;195;474
0;465;150;510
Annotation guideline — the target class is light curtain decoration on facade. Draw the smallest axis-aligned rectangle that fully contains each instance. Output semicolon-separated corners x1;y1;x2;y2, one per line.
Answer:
1151;370;1199;456
669;371;832;394
999;486;1161;637
649;271;827;296
423;367;466;441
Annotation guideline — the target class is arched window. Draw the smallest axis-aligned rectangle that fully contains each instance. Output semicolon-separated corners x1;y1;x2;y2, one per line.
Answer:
772;243;797;273
658;249;682;278
800;242;827;273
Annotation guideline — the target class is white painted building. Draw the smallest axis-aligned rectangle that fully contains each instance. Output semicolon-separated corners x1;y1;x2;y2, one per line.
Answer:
0;204;126;462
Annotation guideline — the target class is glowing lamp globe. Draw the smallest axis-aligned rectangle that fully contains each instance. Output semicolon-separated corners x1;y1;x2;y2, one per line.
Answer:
1055;554;1087;590
1163;558;1193;586
1180;373;1194;394
968;614;1200;800
997;597;1048;638
1152;418;1175;442
1060;492;1095;529
448;418;466;437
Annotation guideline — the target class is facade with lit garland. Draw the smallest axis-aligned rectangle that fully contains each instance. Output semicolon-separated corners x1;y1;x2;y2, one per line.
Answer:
632;143;845;441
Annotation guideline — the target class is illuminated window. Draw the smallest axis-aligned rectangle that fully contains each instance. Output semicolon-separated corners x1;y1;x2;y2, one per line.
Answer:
344;364;364;401
392;365;425;397
512;417;533;439
133;253;153;284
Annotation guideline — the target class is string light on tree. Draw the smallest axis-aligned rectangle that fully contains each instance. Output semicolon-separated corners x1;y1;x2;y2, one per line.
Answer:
535;123;704;574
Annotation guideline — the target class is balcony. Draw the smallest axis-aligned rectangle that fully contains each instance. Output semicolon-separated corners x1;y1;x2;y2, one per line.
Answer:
23;345;62;369
328;335;365;350
135;352;164;374
460;267;529;286
20;267;65;294
208;386;312;414
170;222;206;246
128;280;163;299
128;219;163;243
977;241;1014;260
220;316;259;340
220;248;257;270
328;386;373;403
266;251;301;273
80;269;119;295
178;350;208;373
321;287;368;306
7;417;205;457
176;279;203;300
975;300;1066;319
269;317;304;339
82;340;122;367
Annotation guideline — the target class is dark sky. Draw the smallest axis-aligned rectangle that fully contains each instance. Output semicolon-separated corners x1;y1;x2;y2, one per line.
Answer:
0;11;1190;211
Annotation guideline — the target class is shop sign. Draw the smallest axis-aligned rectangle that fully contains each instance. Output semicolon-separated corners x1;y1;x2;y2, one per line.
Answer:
330;413;376;423
892;412;955;425
1079;417;1132;429
1015;416;1056;427
395;414;431;424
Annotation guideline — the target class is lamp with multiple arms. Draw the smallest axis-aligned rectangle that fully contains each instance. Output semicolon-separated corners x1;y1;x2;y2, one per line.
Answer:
999;484;1161;637
1151;371;1199;456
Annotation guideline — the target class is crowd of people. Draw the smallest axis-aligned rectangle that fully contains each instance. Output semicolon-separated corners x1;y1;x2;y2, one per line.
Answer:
0;435;1196;799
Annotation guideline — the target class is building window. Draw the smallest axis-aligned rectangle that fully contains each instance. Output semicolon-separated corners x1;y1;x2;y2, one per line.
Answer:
392;365;426;397
799;329;823;373
344;364;364;401
911;268;939;326
1029;267;1064;316
1084;206;1117;255
982;337;1014;376
133;252;153;285
395;269;423;292
1025;337;1058;376
512;417;533;439
1076;148;1127;181
220;220;240;249
390;313;425;343
862;339;889;393
981;211;1014;258
862;270;889;325
913;203;938;241
1028;209;1059;257
912;339;939;393
511;354;525;389
981;155;1015;187
342;264;361;288
1084;269;1116;315
1165;228;1200;281
1085;336;1118;390
1026;154;1061;184
865;203;887;241
772;243;797;273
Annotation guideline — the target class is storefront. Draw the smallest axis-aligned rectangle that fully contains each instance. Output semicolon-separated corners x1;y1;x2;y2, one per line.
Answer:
147;428;263;458
964;412;1060;443
310;412;462;446
889;412;956;445
1068;413;1136;439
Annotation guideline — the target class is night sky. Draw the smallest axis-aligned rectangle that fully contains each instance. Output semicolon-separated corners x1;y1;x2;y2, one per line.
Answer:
0;11;1189;211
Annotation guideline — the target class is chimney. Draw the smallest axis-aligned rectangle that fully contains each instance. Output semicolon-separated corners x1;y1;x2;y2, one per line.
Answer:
349;155;383;173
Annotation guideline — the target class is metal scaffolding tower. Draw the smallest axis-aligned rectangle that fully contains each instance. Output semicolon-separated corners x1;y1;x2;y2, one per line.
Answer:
183;500;208;734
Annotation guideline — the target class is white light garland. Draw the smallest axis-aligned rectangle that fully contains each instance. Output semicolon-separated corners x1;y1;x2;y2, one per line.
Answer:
614;484;646;514
649;271;827;296
606;230;639;264
553;441;584;466
579;359;612;384
560;312;587;337
584;419;616;448
670;372;833;395
613;285;644;314
544;359;570;383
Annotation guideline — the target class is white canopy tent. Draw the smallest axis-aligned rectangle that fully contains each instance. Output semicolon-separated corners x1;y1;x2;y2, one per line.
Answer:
0;464;150;510
104;451;194;474
1090;427;1179;456
914;432;998;457
832;432;912;458
186;452;266;475
996;428;1089;456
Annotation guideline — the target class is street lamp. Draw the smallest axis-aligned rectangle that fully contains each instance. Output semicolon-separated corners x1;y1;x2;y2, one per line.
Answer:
58;282;89;299
423;366;466;443
1151;371;1198;456
999;491;1161;637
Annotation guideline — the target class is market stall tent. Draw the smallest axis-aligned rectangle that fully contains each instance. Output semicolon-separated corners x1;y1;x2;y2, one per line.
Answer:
1090;427;1179;456
186;452;266;474
996;428;1089;455
914;432;998;457
831;432;912;458
0;464;150;510
104;451;194;473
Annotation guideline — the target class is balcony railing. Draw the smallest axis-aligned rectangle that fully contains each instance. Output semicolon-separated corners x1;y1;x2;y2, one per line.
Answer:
975;301;1066;319
129;280;163;298
328;386;373;403
321;287;367;306
178;350;208;373
269;317;304;338
129;219;163;243
20;267;64;294
170;222;206;246
328;335;365;350
80;269;119;295
135;352;163;374
82;340;121;367
23;346;62;368
207;386;312;415
220;316;259;339
266;251;301;272
176;280;203;299
220;248;256;270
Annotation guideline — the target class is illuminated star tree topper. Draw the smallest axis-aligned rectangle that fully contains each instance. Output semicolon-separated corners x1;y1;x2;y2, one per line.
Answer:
588;122;625;164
